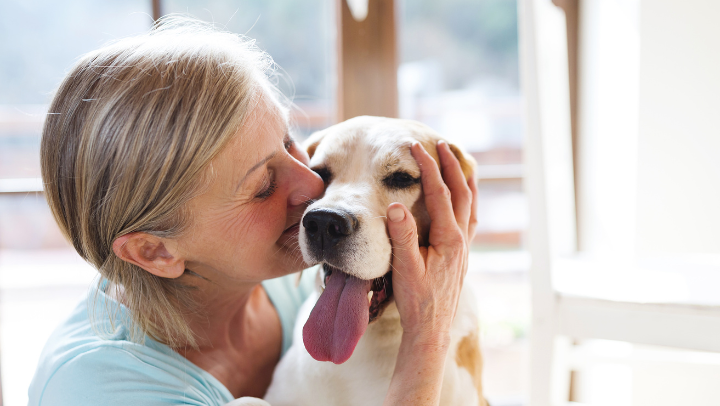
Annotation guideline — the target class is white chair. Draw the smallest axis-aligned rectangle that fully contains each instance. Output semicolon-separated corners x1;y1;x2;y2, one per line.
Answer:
520;0;720;405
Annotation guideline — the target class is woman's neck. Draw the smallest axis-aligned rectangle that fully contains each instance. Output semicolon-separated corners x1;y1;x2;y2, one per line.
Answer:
177;280;283;398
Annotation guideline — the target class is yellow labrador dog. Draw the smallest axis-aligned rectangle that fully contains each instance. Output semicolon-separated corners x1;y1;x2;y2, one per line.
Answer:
265;116;486;406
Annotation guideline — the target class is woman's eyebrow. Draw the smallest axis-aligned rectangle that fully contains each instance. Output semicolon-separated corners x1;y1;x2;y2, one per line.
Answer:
235;150;278;193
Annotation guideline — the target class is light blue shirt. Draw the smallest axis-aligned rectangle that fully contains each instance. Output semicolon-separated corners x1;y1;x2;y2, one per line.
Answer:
28;268;317;406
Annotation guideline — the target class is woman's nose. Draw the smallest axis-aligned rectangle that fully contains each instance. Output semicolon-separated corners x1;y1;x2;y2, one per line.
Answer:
288;159;324;206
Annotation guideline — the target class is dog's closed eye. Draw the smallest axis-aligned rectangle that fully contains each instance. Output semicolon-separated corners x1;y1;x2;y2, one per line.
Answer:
313;167;332;185
382;171;420;190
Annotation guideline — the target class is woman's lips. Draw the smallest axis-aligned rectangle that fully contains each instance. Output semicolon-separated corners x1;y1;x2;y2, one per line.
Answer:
278;223;300;246
283;223;300;235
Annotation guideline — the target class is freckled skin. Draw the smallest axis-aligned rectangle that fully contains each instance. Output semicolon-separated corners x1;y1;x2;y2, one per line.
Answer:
176;100;324;285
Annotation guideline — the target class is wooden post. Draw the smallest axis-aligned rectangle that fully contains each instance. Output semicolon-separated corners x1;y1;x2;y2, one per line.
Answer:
551;4;581;401
337;0;398;121
152;0;163;22
552;0;580;250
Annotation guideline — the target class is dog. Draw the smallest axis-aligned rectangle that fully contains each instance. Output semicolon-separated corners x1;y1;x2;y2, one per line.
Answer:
264;116;486;406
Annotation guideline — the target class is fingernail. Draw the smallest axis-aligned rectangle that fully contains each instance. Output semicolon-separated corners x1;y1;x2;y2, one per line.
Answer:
437;140;448;150
388;206;405;222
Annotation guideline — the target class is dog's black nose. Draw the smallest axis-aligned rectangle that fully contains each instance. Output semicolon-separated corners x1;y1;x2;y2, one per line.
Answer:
303;208;356;253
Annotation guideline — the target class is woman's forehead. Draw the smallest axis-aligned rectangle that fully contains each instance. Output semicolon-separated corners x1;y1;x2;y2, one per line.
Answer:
215;95;287;180
243;94;288;147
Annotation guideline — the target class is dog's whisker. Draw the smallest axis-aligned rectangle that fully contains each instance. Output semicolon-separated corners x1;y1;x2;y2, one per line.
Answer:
387;239;411;252
390;252;407;267
297;195;317;205
388;262;402;277
388;245;410;251
273;238;299;257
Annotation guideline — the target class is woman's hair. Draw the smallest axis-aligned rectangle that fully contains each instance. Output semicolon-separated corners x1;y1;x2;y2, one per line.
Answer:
41;16;283;348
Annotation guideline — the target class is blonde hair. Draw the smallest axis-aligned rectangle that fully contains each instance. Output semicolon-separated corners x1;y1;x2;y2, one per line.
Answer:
41;16;282;348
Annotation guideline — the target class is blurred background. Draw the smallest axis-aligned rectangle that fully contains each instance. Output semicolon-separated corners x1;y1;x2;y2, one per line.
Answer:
0;0;718;405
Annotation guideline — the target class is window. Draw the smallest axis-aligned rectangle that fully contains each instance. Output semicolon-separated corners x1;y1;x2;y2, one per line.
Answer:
163;0;336;138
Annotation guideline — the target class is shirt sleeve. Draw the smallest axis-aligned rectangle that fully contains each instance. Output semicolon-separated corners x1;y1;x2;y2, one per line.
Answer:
39;346;231;406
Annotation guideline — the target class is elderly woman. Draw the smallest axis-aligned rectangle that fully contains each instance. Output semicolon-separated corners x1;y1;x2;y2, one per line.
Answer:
28;17;476;406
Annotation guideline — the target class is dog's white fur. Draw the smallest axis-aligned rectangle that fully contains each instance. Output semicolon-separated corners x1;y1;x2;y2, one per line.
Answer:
264;116;485;406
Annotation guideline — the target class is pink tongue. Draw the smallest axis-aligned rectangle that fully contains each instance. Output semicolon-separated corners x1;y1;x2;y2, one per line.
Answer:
303;270;372;364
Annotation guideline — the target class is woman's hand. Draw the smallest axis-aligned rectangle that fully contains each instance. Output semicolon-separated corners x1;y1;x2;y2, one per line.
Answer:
387;140;478;342
383;140;478;406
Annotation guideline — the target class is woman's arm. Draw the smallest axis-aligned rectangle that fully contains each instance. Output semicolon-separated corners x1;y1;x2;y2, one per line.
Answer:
383;331;452;405
383;141;478;406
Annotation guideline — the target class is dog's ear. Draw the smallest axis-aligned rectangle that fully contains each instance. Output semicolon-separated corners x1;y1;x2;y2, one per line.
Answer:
304;130;326;159
414;130;476;181
307;139;320;159
447;143;477;181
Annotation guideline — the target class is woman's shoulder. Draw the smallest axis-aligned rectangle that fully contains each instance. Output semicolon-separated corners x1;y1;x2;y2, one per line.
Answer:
28;286;234;406
30;345;233;406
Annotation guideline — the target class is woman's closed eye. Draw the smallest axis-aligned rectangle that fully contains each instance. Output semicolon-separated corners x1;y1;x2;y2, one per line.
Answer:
255;171;277;200
253;134;293;200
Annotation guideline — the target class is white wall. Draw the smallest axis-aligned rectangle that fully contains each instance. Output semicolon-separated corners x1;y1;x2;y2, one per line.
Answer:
577;0;640;257
578;0;720;256
636;0;720;254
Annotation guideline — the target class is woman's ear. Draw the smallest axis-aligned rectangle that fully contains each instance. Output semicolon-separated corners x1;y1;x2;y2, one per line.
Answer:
112;232;185;279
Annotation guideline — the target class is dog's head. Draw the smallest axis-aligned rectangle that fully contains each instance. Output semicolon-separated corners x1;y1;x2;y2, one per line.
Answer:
300;116;475;364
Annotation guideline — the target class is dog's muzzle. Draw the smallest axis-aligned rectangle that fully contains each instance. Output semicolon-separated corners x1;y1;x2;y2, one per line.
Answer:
302;208;357;258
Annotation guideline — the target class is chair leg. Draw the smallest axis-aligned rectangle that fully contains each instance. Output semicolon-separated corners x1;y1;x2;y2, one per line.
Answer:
551;336;572;405
531;323;572;406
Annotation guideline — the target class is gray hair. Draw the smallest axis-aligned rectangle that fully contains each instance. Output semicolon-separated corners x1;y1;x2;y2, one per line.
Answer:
41;16;283;348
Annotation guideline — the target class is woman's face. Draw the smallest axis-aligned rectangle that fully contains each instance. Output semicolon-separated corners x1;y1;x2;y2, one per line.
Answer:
177;95;324;285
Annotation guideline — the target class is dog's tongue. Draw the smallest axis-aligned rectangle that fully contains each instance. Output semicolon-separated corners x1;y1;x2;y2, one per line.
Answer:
303;270;373;364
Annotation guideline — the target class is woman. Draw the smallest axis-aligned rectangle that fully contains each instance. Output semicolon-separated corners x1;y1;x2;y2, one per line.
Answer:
29;17;477;406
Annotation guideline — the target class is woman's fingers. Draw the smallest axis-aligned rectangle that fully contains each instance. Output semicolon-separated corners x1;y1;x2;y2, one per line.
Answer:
410;143;458;242
436;141;473;233
387;202;443;334
386;203;425;279
467;167;479;240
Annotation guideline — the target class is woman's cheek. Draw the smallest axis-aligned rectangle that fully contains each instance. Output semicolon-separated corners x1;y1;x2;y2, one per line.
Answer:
209;205;255;238
243;197;287;241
